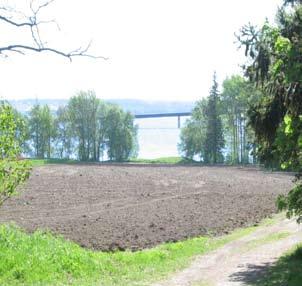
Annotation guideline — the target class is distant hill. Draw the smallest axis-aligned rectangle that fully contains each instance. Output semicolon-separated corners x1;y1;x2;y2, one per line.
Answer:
9;98;195;115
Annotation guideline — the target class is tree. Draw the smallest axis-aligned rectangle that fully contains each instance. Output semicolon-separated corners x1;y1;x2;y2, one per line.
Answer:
220;75;261;164
178;99;207;160
204;73;225;163
105;104;138;161
68;91;99;161
28;104;55;159
54;106;73;159
67;91;138;162
0;101;30;205
238;0;302;221
0;0;106;60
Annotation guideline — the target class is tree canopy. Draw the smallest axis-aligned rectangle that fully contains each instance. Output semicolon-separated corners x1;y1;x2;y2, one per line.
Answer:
238;0;302;221
179;73;224;163
0;102;30;205
25;91;138;162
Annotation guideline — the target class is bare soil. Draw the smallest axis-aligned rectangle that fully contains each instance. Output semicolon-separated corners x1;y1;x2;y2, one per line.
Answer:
0;164;294;251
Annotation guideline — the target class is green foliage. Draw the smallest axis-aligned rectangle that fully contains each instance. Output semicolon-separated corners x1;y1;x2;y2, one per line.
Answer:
0;102;23;158
204;73;225;163
68;91;100;161
178;99;207;160
0;102;30;205
221;75;258;164
105;104;138;161
54;106;73;159
179;74;224;163
239;0;302;221
28;104;56;159
68;91;138;162
277;183;302;223
23;91;138;162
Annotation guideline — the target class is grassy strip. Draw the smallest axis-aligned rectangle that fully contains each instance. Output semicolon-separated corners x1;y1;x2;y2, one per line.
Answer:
128;156;196;164
28;158;79;167
242;231;291;252
253;244;302;286
28;157;196;167
0;219;272;286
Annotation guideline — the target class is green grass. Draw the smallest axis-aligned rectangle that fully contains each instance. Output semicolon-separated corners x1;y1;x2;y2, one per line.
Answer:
242;231;291;252
0;220;266;286
129;156;196;164
28;158;79;167
253;244;302;286
28;157;197;167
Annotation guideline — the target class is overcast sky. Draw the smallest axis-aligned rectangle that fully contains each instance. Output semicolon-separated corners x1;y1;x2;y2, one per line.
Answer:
0;0;282;102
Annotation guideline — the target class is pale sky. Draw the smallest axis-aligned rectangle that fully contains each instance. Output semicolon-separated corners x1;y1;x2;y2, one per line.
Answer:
0;0;282;102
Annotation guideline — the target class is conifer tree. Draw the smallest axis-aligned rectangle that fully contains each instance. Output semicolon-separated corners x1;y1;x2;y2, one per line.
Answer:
204;73;225;163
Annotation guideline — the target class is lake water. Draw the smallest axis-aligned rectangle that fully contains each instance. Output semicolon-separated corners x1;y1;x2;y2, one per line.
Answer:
135;116;190;159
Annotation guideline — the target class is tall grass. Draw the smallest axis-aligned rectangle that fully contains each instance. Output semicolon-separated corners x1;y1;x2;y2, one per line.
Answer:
0;223;260;286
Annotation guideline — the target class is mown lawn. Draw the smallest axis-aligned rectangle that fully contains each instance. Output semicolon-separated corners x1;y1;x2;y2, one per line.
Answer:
0;222;264;286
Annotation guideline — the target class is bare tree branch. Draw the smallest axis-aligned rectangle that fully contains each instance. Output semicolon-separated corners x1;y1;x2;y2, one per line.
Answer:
0;44;108;61
0;15;33;27
0;0;106;61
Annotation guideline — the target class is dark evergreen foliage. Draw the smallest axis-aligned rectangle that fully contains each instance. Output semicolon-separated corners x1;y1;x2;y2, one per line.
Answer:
204;73;225;163
239;0;302;221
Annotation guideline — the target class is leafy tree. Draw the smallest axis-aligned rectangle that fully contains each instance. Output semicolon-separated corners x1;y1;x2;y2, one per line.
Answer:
204;73;225;163
238;0;302;221
179;74;224;163
220;75;262;164
68;91;137;162
68;91;100;161
0;102;30;205
105;104;138;161
178;99;207;160
54;106;73;159
28;104;56;158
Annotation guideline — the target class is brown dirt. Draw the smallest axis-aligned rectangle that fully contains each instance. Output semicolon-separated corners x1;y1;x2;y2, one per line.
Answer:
0;164;294;251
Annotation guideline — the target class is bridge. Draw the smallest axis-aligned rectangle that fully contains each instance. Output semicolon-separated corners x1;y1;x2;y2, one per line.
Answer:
134;112;192;128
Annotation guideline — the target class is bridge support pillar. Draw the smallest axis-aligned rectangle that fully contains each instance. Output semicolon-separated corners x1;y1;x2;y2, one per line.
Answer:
178;116;181;129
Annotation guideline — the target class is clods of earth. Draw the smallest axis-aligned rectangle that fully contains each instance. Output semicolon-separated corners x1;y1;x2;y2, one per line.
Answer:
0;164;293;251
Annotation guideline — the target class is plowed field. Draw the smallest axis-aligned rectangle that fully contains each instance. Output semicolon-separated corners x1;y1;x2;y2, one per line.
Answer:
0;164;293;251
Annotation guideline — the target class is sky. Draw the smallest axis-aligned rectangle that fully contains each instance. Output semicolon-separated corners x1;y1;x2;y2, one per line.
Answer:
0;0;282;102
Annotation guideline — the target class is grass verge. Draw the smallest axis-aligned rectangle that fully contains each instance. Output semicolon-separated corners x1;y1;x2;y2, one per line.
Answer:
28;157;196;167
129;156;196;164
0;217;278;286
242;231;291;252
28;158;79;167
253;244;302;286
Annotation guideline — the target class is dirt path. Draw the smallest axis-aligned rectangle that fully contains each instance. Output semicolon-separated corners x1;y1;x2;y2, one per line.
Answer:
153;218;302;286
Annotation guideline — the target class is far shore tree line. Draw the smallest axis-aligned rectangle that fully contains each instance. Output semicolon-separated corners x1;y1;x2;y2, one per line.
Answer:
11;91;138;162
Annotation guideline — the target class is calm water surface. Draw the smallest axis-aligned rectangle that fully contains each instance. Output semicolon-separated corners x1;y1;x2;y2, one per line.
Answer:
135;116;190;159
